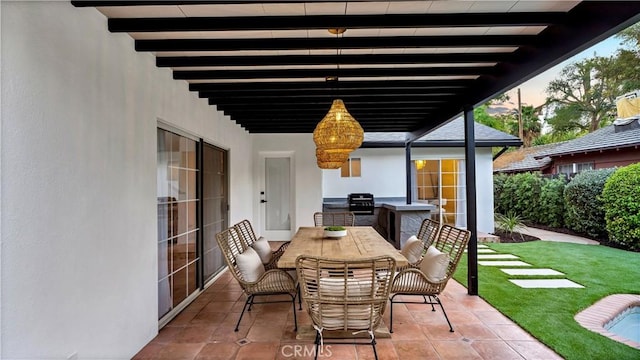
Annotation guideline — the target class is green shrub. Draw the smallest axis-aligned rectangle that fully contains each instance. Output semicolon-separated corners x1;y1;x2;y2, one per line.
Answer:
495;172;544;223
515;172;545;223
497;173;519;215
538;176;567;228
493;173;509;214
601;163;640;251
564;168;616;239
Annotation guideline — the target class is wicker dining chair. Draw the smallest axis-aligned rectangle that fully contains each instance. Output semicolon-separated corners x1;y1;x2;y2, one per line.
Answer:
216;226;298;332
389;224;470;333
313;212;356;226
234;219;290;270
410;218;441;267
296;255;395;360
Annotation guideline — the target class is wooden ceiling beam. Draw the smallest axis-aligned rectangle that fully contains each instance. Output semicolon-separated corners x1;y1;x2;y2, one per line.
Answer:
109;13;561;32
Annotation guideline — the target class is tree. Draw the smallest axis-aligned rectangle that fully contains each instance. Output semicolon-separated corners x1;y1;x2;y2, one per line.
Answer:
545;56;618;133
505;105;541;147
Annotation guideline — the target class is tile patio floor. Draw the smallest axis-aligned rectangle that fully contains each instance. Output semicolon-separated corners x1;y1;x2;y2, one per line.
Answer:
133;271;562;360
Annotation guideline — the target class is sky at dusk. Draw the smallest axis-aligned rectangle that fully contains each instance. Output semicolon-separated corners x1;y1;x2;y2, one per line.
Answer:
499;32;626;109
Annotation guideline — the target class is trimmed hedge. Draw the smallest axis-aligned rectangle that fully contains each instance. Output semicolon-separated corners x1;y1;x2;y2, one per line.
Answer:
601;163;640;251
538;176;567;228
563;168;616;239
493;173;509;215
494;172;567;226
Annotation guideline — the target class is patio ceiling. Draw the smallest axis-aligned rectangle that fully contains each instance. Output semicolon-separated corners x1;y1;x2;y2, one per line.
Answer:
71;1;640;139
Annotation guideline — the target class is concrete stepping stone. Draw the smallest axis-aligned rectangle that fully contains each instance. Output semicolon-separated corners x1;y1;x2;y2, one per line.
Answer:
477;244;489;248
479;260;531;267
477;249;496;253
478;254;519;259
509;279;584;288
501;268;564;276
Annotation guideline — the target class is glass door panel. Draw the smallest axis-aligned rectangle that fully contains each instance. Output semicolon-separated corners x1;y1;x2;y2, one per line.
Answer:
265;157;291;233
201;143;228;283
157;129;200;319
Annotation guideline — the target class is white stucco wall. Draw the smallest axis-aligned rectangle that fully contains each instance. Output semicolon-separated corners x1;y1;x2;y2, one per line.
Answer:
322;146;495;233
251;134;323;240
1;2;252;359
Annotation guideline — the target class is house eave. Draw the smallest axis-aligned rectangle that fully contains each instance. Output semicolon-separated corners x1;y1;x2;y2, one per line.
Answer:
361;139;522;148
534;142;640;159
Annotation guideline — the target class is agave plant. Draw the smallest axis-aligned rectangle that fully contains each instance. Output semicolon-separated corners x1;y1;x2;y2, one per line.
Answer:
495;212;525;241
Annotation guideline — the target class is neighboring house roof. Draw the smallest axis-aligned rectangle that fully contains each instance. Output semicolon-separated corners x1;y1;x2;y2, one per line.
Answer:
534;120;640;159
493;142;564;173
362;117;522;148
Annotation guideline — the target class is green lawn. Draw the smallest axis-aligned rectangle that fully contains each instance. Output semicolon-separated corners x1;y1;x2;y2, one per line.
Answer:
453;241;640;360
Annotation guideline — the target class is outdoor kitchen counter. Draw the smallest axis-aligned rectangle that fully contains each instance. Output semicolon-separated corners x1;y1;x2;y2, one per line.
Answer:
322;199;435;249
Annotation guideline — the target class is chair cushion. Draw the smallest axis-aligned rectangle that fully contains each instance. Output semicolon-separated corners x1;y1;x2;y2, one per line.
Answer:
420;246;450;282
316;304;374;330
319;277;375;298
400;235;423;264
235;247;265;282
251;237;273;264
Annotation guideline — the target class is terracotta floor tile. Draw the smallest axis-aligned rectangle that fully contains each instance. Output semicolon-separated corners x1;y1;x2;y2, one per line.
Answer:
420;323;463;341
154;325;184;344
355;339;399;360
454;323;501;341
392;340;439;359
431;339;483;359
275;343;318;360
195;343;240;360
443;310;483;325
317;343;357;359
246;321;286;342
175;325;219;343
489;324;536;341
132;342;164;359
507;340;564;360
190;311;229;325
474;310;514;325
170;310;200;326
471;340;525;360
387;321;426;340
201;301;237;313
156;343;206;360
211;291;244;302
235;342;280;360
410;309;450;327
135;276;565;360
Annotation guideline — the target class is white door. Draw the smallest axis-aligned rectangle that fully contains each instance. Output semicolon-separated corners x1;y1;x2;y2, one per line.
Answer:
260;152;295;240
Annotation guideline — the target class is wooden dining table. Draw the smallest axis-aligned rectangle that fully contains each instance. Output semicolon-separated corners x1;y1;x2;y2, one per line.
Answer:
277;226;409;269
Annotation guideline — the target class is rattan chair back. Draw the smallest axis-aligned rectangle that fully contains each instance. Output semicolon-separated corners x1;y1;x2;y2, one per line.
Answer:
234;219;258;248
431;224;470;280
417;218;440;248
216;226;249;283
313;212;356;226
296;255;395;332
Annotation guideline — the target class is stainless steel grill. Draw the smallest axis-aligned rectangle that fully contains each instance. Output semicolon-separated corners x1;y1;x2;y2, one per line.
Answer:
348;193;375;215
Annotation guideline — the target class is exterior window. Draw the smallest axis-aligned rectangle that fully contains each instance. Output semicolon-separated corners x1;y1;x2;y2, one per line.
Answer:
576;162;594;172
413;159;466;228
340;158;361;177
557;164;573;174
558;162;594;175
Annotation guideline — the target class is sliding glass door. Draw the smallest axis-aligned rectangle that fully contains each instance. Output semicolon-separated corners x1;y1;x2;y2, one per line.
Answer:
157;129;228;321
414;159;466;227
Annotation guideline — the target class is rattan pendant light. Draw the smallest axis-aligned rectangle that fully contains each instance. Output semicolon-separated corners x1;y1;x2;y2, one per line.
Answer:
313;28;364;169
316;148;350;169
